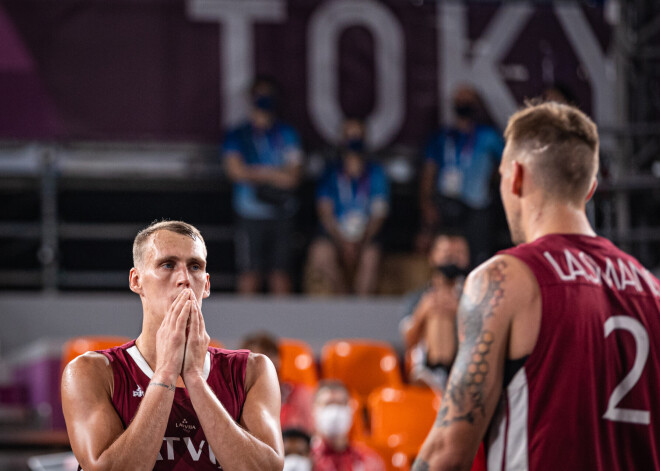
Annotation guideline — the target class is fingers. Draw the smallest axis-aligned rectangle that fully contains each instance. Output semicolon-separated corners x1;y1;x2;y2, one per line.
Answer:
175;300;192;333
166;289;191;327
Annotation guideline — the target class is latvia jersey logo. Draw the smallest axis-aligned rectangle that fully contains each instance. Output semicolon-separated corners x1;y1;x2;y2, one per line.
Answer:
176;418;197;432
133;385;144;397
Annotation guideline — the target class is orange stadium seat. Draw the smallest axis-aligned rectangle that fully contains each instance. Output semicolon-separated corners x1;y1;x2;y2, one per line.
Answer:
367;386;441;460
278;338;318;387
360;439;410;471
62;335;131;368
320;339;403;402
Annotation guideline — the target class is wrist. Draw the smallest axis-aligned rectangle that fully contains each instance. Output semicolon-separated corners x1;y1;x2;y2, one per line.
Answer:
182;371;205;388
148;380;176;392
153;368;179;385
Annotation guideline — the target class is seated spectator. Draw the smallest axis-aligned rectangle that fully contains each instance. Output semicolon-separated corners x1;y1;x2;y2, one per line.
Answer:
311;380;385;471
400;231;470;392
305;117;390;296
240;331;314;434
222;76;304;295
418;84;503;264
283;428;313;471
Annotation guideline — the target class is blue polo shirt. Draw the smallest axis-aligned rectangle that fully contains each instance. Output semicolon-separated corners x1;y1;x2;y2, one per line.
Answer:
424;124;504;209
222;121;302;219
316;160;390;241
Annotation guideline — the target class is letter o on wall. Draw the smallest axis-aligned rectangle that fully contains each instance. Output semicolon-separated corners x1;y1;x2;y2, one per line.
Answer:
308;0;405;149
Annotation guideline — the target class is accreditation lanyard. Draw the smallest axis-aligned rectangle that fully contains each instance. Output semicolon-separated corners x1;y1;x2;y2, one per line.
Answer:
337;170;370;212
251;126;281;166
443;130;476;170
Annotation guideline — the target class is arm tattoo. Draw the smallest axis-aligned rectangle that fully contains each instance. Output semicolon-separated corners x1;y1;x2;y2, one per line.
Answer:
149;381;176;392
434;260;507;428
411;458;430;471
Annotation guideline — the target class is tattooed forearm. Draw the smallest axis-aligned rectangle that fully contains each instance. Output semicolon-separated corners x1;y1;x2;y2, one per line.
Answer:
434;260;506;428
411;458;430;471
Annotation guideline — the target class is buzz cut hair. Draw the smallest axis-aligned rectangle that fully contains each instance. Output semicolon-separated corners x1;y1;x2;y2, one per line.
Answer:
132;220;207;268
504;101;599;204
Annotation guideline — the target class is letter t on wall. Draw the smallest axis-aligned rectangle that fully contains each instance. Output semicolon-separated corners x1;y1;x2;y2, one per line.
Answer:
186;0;287;128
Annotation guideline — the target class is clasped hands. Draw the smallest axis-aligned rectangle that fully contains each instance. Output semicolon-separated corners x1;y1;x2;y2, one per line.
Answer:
155;288;210;384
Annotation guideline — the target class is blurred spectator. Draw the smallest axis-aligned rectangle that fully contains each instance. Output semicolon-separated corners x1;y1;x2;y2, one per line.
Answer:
222;76;304;295
283;428;313;471
305;118;390;296
400;231;470;392
311;380;385;471
240;331;314;434
418;84;504;264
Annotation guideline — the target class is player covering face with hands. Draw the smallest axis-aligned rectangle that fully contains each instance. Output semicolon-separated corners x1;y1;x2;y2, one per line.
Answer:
62;220;284;471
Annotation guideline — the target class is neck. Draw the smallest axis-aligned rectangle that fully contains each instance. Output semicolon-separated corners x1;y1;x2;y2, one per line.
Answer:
524;199;596;243
455;118;474;133
326;436;349;452
135;309;161;372
251;111;273;130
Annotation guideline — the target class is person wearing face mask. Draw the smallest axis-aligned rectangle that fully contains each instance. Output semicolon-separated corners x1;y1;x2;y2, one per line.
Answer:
222;76;304;295
305;117;390;296
418;84;504;265
400;231;470;392
310;381;385;471
283;428;313;471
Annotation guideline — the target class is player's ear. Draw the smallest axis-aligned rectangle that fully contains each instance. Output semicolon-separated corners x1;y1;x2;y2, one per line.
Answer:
202;273;210;299
129;267;143;295
511;161;524;197
585;178;598;202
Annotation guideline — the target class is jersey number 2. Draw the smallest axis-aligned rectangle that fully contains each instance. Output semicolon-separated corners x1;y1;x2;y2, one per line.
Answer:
603;316;650;425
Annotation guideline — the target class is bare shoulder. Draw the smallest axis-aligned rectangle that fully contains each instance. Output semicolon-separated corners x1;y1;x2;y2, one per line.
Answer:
62;352;113;398
465;254;539;316
244;352;278;392
464;254;541;358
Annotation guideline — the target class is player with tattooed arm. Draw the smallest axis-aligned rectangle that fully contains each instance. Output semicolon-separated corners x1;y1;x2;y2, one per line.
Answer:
413;102;660;471
61;221;284;470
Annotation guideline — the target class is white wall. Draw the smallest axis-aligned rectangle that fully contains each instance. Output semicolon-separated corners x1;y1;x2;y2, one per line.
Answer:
0;293;408;357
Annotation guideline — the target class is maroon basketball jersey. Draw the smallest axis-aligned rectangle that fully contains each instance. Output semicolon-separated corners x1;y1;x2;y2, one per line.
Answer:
488;234;660;470
98;340;249;470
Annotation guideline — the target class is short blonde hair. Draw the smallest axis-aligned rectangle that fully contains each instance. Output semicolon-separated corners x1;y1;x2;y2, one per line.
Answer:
132;220;206;268
504;101;599;203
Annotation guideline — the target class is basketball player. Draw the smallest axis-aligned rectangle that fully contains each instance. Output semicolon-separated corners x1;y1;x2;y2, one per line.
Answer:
413;102;660;470
61;221;284;470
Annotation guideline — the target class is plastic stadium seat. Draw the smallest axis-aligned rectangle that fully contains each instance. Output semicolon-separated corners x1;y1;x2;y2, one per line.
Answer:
348;394;368;442
62;336;131;367
367;386;441;459
321;339;403;402
359;439;410;471
278;338;318;387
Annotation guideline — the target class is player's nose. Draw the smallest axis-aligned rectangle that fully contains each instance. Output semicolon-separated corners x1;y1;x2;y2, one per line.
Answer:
175;266;191;288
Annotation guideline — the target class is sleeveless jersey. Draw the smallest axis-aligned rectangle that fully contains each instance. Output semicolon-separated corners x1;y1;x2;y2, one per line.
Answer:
487;234;660;471
97;340;249;470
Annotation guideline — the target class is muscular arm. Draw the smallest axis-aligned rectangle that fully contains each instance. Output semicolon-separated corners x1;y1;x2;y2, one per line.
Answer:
62;354;177;471
183;301;284;471
412;255;539;471
63;290;192;471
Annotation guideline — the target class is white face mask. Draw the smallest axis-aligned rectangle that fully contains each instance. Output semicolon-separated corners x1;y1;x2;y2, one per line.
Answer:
283;454;312;471
314;404;353;438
